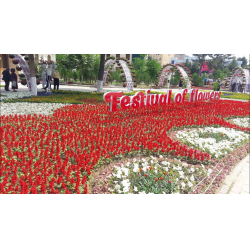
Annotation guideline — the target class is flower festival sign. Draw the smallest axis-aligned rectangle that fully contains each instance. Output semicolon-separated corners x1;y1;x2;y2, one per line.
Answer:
104;89;221;112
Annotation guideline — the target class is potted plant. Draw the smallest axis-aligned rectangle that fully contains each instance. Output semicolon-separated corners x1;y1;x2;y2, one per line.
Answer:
20;54;26;56
18;73;25;77
123;83;127;88
21;80;27;85
9;54;15;59
16;66;22;71
37;80;41;85
24;56;29;61
12;59;19;65
133;83;137;88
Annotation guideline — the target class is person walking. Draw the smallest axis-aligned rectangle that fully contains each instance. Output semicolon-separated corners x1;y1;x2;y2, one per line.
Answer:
53;69;60;90
2;67;11;91
10;68;18;92
179;79;183;88
204;77;207;85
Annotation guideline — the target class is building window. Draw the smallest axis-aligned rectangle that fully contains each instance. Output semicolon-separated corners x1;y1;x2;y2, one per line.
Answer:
47;55;51;61
126;54;130;60
106;54;110;59
35;54;39;63
116;54;120;59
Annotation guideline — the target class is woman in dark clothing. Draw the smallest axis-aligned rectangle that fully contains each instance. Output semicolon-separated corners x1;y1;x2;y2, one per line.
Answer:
10;68;18;92
2;67;11;91
179;80;183;88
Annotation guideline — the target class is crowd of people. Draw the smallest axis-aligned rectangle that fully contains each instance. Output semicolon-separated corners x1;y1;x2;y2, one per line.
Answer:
1;67;60;92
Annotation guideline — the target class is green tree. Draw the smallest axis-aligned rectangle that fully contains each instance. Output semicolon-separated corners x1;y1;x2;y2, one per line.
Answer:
192;54;209;71
97;54;105;92
228;58;238;71
237;56;248;67
145;58;161;84
192;73;204;87
207;54;234;70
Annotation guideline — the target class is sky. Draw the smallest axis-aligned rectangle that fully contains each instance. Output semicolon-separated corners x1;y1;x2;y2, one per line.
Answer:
187;54;249;60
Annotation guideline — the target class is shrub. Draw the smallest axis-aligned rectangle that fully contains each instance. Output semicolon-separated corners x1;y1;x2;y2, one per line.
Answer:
212;81;220;91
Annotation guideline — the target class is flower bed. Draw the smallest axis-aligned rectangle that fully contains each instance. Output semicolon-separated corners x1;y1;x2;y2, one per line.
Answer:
0;99;250;194
91;156;209;194
0;102;71;116
0;91;34;101
176;127;249;158
231;117;250;128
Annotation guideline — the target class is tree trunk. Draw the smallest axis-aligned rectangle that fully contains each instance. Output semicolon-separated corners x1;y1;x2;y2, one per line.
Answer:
97;54;105;92
28;54;37;96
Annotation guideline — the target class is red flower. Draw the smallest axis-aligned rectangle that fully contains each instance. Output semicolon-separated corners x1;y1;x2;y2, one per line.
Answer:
155;178;159;181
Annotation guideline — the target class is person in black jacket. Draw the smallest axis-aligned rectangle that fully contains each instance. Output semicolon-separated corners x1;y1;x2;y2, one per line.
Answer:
2;67;11;91
179;79;183;88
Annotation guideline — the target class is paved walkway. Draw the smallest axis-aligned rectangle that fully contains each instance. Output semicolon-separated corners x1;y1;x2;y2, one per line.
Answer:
216;154;249;194
0;84;181;94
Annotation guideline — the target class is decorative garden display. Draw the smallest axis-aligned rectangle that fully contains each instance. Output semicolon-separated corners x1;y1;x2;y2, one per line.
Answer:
103;57;135;91
157;63;192;90
228;67;250;93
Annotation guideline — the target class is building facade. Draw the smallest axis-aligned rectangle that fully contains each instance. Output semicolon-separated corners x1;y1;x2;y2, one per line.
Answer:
105;54;133;63
0;54;56;74
149;54;175;66
174;54;185;60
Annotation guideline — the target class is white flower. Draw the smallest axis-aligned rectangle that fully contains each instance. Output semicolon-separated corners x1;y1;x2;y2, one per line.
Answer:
188;181;193;187
181;182;186;188
126;162;130;167
115;184;120;190
134;186;138;192
121;179;130;187
159;155;163;158
190;175;195;181
123;186;129;193
190;167;195;173
139;191;146;194
162;161;170;166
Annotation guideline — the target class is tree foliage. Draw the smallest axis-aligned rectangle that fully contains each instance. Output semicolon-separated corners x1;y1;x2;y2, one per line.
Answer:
237;56;248;67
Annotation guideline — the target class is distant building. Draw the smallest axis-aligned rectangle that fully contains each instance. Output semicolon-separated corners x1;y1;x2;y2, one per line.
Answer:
170;55;197;64
149;54;175;66
174;54;185;60
105;54;133;63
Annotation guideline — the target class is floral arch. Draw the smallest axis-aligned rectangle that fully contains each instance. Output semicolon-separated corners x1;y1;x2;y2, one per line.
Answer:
9;54;39;95
228;67;250;93
103;56;136;91
157;63;193;87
